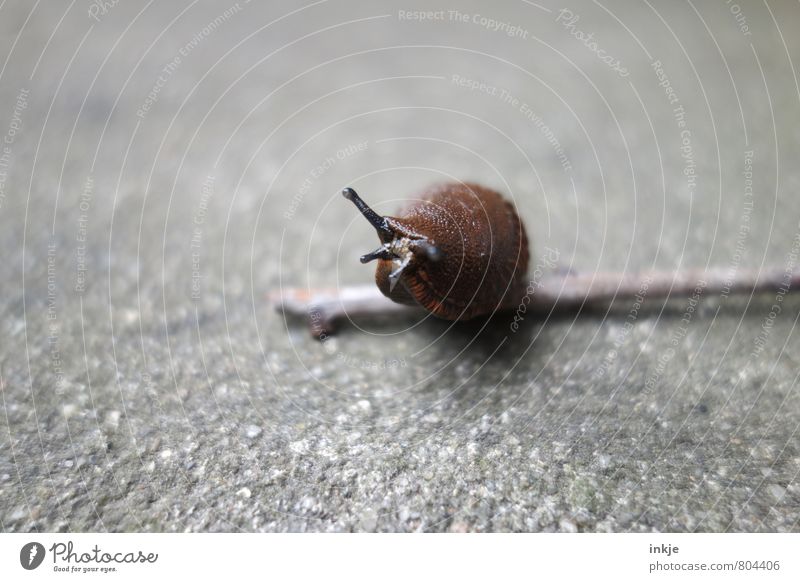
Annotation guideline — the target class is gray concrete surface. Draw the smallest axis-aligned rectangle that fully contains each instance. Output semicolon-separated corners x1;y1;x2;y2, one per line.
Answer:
1;0;799;532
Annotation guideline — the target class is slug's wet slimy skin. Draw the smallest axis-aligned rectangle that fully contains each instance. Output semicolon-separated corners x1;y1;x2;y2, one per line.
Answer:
343;182;530;321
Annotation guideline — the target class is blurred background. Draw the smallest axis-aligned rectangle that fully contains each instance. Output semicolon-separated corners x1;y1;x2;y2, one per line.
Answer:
1;0;799;531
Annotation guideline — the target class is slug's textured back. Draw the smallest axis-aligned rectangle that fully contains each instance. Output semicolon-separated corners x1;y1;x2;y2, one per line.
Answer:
377;182;530;320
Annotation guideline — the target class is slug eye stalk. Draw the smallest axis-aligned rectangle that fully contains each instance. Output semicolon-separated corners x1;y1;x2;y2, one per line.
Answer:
342;187;392;238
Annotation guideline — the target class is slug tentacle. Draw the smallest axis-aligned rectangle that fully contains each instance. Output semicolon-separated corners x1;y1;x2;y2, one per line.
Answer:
360;246;392;264
342;187;392;239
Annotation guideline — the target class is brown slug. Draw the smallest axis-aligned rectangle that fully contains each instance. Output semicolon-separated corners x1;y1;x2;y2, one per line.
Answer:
343;182;529;320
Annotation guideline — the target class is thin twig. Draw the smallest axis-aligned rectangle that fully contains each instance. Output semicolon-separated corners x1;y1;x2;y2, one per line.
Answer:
270;268;798;337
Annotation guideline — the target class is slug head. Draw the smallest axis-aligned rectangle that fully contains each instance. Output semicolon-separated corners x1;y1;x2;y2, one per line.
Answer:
342;187;444;306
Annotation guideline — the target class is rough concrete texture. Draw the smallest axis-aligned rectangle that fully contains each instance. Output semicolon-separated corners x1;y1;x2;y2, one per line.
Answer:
1;0;799;532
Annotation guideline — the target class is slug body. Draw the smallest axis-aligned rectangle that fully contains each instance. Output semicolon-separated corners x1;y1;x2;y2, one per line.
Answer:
343;182;529;320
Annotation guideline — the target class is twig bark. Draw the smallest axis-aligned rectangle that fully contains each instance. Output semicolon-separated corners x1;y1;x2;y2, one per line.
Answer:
270;268;798;338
